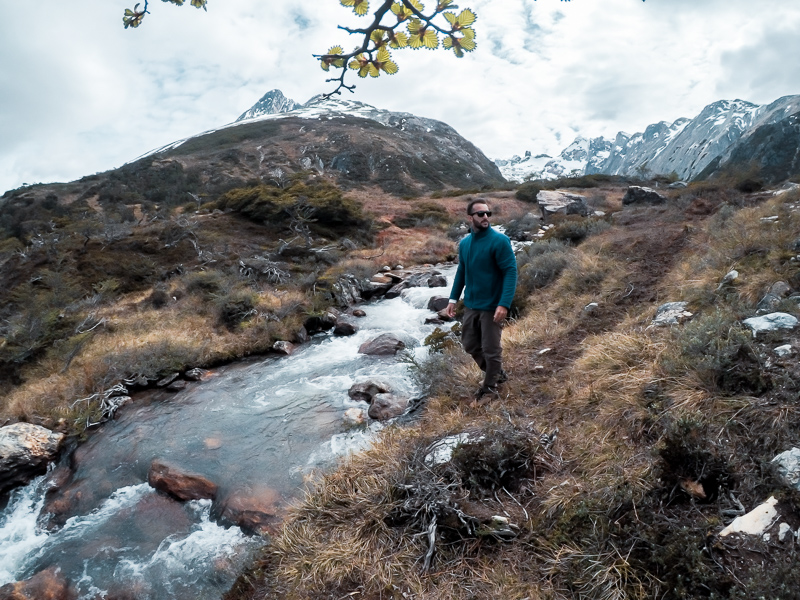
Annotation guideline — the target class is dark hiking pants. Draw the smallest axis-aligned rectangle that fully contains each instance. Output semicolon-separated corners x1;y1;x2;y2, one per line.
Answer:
461;308;503;388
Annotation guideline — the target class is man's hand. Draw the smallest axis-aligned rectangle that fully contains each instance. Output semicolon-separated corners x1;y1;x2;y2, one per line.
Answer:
445;302;456;319
493;306;508;323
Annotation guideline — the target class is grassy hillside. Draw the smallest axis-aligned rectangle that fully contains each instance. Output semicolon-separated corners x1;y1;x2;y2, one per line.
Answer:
225;182;800;600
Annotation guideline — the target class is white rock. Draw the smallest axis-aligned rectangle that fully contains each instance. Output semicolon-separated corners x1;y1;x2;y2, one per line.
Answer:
652;301;693;326
343;408;366;427
779;522;794;542
772;447;800;490
425;434;483;466
743;312;799;336
719;496;779;537
774;344;793;357
584;302;599;312
538;348;552;355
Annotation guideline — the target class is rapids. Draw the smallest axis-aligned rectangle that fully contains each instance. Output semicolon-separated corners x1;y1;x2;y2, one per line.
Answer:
0;266;455;599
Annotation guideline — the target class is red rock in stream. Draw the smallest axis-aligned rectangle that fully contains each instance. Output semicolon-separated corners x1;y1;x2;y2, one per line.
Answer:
147;459;218;501
214;488;283;535
0;566;77;600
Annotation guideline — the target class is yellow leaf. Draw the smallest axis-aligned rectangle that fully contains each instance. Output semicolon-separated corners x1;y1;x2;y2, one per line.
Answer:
388;31;409;48
456;8;476;27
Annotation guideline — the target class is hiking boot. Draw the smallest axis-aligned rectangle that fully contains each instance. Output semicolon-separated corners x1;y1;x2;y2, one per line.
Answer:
496;369;508;384
475;385;499;401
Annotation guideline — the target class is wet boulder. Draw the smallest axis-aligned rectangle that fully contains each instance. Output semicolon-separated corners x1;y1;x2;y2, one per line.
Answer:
427;296;451;312
622;186;667;205
148;459;218;501
213;488;282;535
0;423;65;495
368;393;409;421
333;319;358;336
358;333;406;355
0;566;76;600
272;340;296;355
304;312;337;335
348;379;392;403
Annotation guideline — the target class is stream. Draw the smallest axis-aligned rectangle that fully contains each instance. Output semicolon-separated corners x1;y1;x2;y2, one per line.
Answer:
0;266;455;599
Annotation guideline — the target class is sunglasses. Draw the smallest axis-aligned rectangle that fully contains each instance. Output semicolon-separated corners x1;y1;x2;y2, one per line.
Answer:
470;211;492;217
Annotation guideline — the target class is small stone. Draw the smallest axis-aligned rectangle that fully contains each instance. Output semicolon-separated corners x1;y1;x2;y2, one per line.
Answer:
652;302;693;326
538;348;552;355
779;522;793;542
380;265;391;272
584;302;599;313
775;344;793;357
166;380;187;392
184;368;205;381
156;373;180;387
393;265;404;270
343;408;367;427
769;281;792;297
272;341;295;355
427;296;450;312
352;309;367;318
772;447;800;490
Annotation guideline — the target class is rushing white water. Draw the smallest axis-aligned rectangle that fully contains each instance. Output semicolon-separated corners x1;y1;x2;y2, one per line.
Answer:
0;265;456;599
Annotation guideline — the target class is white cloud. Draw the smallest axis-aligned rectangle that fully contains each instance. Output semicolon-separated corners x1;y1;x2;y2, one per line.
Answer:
1;0;799;194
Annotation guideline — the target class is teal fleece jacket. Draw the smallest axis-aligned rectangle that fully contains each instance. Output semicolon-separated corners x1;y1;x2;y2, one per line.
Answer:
449;226;517;311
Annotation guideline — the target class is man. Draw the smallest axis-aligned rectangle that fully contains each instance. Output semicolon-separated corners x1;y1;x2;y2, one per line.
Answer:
445;199;517;400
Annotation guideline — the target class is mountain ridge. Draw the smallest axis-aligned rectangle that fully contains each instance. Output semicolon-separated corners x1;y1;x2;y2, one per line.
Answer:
498;94;800;184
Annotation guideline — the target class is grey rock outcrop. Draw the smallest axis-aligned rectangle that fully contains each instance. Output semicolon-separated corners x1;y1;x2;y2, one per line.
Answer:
622;186;667;205
0;422;65;495
272;340;296;355
743;312;798;336
536;190;590;217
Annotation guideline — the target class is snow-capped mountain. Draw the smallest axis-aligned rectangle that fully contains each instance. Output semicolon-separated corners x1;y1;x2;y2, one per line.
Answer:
137;89;504;196
498;95;800;183
235;89;301;121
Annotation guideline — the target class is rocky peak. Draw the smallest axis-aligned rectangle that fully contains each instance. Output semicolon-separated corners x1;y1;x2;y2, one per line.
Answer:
236;89;302;122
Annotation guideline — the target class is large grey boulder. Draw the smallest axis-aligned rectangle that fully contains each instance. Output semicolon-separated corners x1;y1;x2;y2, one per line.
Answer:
358;333;406;355
622;186;667;205
0;423;65;495
367;393;409;421
742;312;798;336
536;190;590;217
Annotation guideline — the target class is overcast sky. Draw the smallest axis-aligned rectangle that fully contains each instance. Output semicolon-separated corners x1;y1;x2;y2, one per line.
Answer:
2;0;799;194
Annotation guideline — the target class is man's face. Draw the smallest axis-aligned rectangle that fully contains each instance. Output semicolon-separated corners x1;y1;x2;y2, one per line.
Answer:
469;203;491;231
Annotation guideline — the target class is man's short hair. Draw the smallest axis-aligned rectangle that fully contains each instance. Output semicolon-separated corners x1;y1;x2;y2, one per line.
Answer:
467;198;490;215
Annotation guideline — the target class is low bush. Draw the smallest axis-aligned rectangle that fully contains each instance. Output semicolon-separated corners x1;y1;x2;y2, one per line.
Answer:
513;240;573;313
